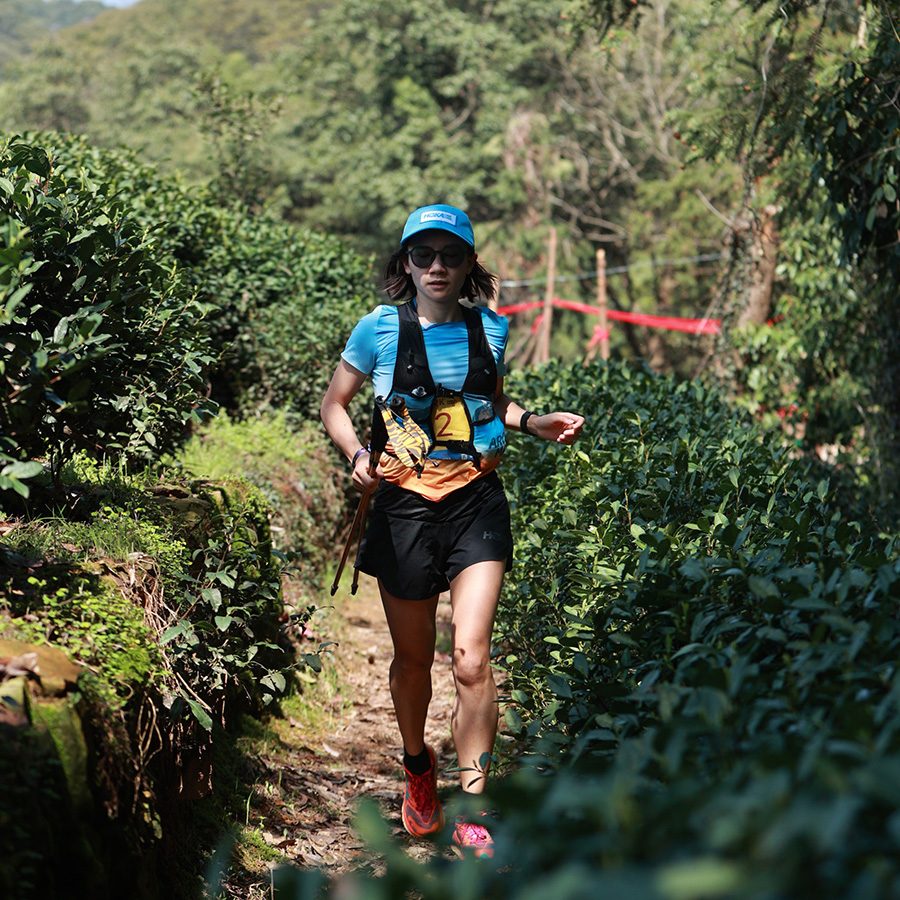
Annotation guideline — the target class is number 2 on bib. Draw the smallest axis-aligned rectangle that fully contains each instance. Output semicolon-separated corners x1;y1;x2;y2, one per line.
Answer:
431;395;471;443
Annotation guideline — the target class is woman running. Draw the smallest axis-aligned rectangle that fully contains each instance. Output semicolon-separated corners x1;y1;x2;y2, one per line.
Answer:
320;204;584;858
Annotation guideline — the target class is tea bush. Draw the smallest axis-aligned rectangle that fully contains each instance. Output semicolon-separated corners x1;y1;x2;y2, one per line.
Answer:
176;411;347;587
1;132;375;501
191;214;376;422
490;360;900;897
0;135;214;493
30;134;377;424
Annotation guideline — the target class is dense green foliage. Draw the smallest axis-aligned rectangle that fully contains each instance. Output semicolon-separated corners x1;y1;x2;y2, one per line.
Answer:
0;0;739;363
493;361;899;896
584;0;900;519
189;215;375;421
804;14;900;500
11;567;162;705
0;131;374;499
0;0;313;165
0;127;369;894
3;459;292;724
0;135;214;493
60;133;376;422
176;412;347;587
4;0;896;509
2;1;899;896
728;218;861;431
1;457;297;898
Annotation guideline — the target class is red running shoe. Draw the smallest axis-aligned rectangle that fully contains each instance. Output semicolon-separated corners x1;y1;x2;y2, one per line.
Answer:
452;816;494;859
401;745;444;837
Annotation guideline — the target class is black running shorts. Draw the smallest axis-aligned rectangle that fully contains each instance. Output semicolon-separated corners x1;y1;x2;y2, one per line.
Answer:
355;472;513;601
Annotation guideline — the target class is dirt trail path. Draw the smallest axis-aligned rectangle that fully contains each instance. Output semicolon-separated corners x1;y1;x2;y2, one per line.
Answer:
224;575;457;895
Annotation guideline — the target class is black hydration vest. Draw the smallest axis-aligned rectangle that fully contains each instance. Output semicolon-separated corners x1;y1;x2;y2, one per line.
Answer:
388;300;502;468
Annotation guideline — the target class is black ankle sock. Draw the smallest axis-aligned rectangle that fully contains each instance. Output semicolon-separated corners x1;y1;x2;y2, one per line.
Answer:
403;746;431;775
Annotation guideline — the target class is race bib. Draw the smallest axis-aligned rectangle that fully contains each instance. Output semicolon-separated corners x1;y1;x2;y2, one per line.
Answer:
431;395;471;444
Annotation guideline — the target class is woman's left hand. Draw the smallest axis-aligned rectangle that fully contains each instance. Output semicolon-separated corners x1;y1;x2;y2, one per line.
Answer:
531;412;585;444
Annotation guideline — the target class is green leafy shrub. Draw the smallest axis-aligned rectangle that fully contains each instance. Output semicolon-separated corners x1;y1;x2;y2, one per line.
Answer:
2;466;292;727
64;144;377;423
1;488;286;726
175;411;346;586
158;477;291;724
85;156;377;423
192;216;376;421
1;131;374;503
489;360;900;896
1;460;296;897
4;564;162;707
725;204;874;493
0;135;215;493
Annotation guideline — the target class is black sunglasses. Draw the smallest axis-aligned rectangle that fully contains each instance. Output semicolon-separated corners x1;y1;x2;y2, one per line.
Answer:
407;244;469;269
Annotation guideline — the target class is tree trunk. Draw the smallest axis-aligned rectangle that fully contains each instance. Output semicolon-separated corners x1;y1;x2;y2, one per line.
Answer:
736;204;779;329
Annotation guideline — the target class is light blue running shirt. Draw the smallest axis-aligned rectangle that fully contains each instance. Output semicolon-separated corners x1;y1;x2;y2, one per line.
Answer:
341;301;509;395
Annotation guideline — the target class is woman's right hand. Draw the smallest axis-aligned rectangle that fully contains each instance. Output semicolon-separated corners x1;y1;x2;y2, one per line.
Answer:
352;451;384;493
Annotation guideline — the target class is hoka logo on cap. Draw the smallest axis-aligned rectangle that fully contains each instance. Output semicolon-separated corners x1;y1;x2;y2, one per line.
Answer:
401;203;475;248
420;210;457;226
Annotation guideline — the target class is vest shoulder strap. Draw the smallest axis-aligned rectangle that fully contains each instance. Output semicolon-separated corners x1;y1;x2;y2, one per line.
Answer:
391;301;497;397
393;300;434;396
461;305;498;396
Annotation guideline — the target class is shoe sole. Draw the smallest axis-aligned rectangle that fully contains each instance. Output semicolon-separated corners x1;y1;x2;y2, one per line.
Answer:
402;805;445;837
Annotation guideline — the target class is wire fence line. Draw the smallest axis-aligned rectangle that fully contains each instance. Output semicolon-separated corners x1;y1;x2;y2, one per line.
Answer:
498;252;724;289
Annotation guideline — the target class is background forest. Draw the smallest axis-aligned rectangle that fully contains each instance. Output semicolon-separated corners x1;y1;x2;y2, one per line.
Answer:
2;0;900;898
2;0;897;519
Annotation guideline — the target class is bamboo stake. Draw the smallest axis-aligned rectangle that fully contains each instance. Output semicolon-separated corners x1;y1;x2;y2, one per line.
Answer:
536;226;557;364
597;248;609;361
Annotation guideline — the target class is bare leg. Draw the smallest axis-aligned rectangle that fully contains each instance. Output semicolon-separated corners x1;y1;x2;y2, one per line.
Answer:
449;560;505;794
379;583;439;756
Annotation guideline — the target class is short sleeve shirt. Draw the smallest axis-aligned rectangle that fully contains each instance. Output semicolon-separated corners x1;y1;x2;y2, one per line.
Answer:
341;300;510;500
342;302;509;393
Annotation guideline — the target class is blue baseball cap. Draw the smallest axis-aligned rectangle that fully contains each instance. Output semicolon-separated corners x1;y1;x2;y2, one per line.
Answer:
400;204;475;249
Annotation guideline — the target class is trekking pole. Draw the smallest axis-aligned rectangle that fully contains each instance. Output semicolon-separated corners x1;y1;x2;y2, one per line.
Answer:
330;401;388;596
349;451;381;595
329;490;362;596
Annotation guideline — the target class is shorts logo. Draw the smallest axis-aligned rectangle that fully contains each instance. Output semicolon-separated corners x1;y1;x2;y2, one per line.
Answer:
482;530;501;542
420;210;457;226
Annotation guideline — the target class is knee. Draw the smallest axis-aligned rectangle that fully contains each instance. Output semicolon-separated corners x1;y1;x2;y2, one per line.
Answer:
452;648;492;689
392;651;434;680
